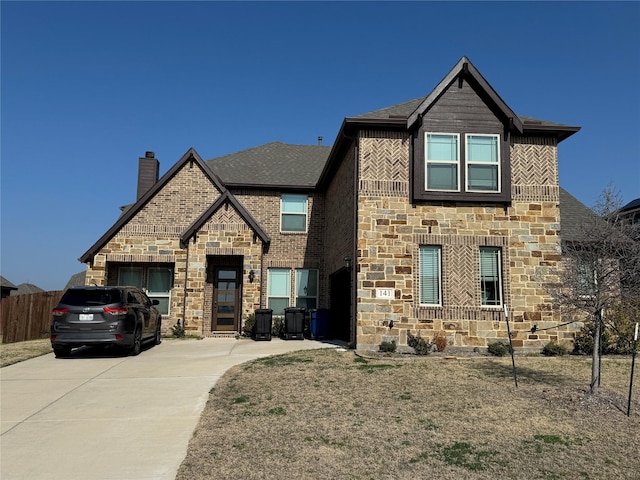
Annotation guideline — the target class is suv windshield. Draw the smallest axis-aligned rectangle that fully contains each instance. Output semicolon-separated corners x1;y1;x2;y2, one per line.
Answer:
60;289;123;306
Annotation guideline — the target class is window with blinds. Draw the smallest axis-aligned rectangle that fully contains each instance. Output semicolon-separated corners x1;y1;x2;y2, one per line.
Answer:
479;247;502;306
419;245;442;305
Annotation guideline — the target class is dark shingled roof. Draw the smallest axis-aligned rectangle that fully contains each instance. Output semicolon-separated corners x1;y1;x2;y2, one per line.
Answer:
64;271;87;290
355;99;577;139
1;276;18;290
559;188;601;242
621;198;640;212
12;283;45;296
206;142;332;188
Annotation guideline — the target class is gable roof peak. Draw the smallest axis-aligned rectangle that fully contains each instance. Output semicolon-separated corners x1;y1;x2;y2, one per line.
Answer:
406;56;523;133
79;147;226;264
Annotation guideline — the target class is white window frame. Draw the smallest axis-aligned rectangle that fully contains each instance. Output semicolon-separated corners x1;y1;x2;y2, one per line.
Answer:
267;268;291;315
479;247;503;307
465;134;501;193
295;269;318;310
425;133;460;192
280;194;308;233
419;245;442;306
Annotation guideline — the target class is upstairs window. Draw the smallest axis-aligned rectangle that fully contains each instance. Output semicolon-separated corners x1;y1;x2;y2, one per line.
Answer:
466;134;500;192
479;247;502;306
421;132;505;199
425;134;459;191
281;194;308;232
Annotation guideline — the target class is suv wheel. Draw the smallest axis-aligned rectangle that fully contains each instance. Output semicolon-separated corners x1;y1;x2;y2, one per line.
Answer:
53;346;71;358
130;328;142;356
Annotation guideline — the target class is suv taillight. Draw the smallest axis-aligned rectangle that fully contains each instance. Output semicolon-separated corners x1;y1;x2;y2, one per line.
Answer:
104;307;128;315
52;308;69;316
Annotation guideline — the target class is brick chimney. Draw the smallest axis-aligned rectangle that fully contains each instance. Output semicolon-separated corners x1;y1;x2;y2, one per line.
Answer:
137;151;159;200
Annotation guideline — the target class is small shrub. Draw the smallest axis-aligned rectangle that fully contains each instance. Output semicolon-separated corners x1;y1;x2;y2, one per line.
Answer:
541;342;568;356
433;332;448;352
380;340;397;353
573;323;613;355
272;317;284;337
407;332;432;355
171;321;186;338
607;302;640;354
242;314;256;337
487;341;512;357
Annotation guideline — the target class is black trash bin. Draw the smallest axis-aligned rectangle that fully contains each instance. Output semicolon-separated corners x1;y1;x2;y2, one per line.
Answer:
283;307;305;340
253;309;273;341
309;308;329;339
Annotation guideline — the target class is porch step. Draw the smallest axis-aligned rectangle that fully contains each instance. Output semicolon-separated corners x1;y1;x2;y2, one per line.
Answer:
208;331;239;339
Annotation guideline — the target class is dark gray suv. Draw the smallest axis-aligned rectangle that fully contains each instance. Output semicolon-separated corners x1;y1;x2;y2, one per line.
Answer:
50;286;162;357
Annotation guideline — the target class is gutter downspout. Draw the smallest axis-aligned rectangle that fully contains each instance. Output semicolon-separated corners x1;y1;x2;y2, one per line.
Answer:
351;138;359;349
182;239;190;328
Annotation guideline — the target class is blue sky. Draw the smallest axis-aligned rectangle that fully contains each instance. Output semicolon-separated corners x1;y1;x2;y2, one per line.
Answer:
1;1;639;291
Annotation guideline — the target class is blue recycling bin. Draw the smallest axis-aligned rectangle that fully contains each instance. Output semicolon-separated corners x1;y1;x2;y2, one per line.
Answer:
310;308;328;339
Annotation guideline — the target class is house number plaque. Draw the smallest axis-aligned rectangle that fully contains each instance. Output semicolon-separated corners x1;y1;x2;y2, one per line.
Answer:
376;288;394;299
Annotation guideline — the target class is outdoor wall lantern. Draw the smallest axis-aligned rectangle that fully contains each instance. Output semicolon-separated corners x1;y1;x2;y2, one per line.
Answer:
344;257;352;271
249;270;255;283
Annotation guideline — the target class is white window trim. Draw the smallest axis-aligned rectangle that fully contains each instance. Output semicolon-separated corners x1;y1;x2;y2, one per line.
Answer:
267;268;292;314
465;133;501;193
479;247;503;307
280;194;308;233
419;245;442;307
424;132;461;193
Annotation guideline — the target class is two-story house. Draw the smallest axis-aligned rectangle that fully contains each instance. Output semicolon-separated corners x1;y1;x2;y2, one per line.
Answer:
80;57;581;351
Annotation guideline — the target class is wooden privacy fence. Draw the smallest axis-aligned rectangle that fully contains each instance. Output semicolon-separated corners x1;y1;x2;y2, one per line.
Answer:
0;291;63;344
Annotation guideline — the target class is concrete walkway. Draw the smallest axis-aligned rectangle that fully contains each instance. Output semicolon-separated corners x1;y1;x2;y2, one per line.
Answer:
1;337;339;480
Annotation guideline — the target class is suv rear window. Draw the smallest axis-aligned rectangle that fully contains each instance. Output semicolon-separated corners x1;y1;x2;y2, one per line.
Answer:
60;289;123;306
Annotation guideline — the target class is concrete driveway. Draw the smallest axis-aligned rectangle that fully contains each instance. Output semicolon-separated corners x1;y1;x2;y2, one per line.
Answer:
1;337;339;480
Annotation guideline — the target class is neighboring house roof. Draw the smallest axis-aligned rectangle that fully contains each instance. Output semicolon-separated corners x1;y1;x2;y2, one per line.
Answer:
11;283;45;295
559;188;602;243
620;198;640;213
64;271;87;290
1;276;18;291
206;142;332;189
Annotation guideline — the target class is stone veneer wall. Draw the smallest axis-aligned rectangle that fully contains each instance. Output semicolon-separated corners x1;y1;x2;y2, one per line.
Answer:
354;131;579;351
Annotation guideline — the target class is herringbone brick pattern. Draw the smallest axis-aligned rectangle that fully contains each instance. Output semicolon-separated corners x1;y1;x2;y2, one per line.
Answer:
444;244;476;306
359;131;409;196
511;137;559;201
